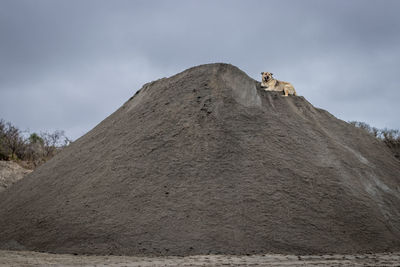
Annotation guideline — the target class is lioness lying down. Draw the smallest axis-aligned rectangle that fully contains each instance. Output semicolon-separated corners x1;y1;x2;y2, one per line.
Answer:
261;72;297;96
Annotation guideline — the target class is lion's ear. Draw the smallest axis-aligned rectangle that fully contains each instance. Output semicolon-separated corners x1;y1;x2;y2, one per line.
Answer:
271;73;274;76
261;72;264;75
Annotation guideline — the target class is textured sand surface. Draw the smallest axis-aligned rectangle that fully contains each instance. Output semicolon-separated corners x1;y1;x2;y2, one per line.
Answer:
0;63;399;256
0;250;400;266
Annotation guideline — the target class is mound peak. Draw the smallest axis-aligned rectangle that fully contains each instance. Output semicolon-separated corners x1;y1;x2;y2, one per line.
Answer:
0;63;399;256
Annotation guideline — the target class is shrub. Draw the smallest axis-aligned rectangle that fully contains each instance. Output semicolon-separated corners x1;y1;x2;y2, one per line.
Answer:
29;133;44;145
0;119;72;166
0;120;8;160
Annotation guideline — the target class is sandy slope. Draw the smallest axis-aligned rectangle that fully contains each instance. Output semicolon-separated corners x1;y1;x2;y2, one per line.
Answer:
0;63;399;256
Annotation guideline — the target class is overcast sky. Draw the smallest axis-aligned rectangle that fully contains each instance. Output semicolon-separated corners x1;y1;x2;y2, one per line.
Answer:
1;0;399;140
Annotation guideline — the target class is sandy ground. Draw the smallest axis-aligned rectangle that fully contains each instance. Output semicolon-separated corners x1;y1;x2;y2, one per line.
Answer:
0;250;399;266
0;161;32;192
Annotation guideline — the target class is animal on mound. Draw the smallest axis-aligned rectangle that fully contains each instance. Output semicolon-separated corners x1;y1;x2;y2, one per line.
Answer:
261;72;297;96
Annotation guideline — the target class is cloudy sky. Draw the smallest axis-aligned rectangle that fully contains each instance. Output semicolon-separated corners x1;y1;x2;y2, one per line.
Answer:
1;0;399;140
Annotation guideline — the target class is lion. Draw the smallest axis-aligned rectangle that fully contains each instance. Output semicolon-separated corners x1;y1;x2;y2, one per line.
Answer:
260;72;297;96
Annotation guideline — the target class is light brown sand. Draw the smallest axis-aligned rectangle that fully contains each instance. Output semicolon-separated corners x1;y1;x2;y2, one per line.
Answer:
0;250;399;266
0;161;32;192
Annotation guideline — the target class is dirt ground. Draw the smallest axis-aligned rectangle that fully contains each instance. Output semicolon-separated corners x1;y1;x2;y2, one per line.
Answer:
0;250;399;267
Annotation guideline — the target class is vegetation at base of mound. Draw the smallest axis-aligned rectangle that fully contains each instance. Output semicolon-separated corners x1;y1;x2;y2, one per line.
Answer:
0;119;71;167
1;118;398;168
349;121;400;159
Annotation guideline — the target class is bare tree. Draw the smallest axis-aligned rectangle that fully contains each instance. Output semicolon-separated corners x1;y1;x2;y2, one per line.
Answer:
0;118;72;165
26;133;45;166
40;130;69;158
3;122;26;160
0;120;8;160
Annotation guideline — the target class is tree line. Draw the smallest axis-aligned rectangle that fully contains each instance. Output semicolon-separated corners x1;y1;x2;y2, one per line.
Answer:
0;119;71;167
1;118;398;168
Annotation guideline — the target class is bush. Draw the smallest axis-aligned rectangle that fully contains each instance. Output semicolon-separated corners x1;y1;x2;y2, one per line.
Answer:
0;120;8;160
29;133;44;145
0;120;25;160
0;119;72;166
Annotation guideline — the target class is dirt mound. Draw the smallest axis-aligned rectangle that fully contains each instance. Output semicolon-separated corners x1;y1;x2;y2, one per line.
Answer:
0;161;32;192
0;63;399;256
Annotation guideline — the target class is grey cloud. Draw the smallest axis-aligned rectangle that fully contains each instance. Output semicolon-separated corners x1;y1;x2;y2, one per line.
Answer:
1;0;399;139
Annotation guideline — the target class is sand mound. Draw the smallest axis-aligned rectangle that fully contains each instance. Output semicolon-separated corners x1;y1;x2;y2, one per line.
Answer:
0;161;32;192
0;63;399;256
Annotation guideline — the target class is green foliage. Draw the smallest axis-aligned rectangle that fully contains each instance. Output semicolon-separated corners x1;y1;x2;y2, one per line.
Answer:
0;120;9;160
29;133;44;145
